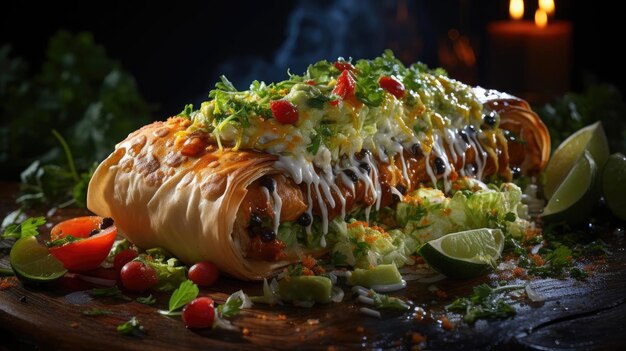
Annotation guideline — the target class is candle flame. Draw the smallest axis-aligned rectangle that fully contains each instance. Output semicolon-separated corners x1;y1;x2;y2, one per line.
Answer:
535;9;548;28
509;0;524;20
539;0;555;16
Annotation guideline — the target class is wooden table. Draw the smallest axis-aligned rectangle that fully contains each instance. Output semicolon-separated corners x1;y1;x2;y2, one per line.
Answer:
1;182;625;350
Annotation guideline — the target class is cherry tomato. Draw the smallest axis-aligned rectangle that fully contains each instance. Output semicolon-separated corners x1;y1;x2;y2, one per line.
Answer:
379;75;405;99
333;70;357;104
333;61;355;72
270;100;299;124
114;249;138;273
49;216;117;272
182;297;215;329
120;261;158;292
188;261;219;287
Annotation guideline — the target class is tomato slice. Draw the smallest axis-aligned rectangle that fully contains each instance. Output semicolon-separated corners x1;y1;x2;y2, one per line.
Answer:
49;216;117;273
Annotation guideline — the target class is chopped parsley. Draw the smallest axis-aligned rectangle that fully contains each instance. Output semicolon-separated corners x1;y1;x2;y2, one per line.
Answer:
1;216;46;240
117;317;144;336
446;284;523;325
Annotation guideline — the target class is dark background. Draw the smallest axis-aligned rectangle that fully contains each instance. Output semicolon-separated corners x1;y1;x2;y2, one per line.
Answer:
2;0;623;117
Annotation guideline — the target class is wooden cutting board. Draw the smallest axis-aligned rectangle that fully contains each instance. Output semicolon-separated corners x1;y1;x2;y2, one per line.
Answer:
1;182;625;350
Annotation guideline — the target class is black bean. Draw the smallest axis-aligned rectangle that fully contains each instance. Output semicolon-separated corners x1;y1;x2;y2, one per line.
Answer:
511;167;521;178
392;193;401;203
482;111;497;129
297;213;312;226
359;162;371;174
458;129;469;144
100;217;114;230
434;157;446;175
89;229;100;236
356;149;371;160
344;215;351;222
343;169;358;183
260;176;275;193
396;184;407;195
259;227;276;243
411;143;422;156
467;125;477;135
249;226;261;237
250;213;262;227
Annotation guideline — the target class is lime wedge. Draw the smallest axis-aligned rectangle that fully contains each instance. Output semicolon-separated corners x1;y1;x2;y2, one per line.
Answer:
417;228;504;279
544;122;609;200
10;236;67;285
602;153;626;220
542;150;598;224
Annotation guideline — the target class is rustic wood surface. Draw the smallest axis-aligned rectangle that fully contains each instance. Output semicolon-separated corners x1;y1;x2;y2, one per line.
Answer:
1;181;625;350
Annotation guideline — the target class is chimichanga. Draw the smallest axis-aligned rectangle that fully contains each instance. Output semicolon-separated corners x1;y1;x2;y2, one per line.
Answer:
87;52;549;280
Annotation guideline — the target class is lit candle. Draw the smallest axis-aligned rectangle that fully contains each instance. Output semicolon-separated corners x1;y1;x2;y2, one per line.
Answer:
487;0;572;102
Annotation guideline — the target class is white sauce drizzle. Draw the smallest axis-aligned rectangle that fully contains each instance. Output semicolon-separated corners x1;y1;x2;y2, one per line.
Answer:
271;108;492;246
269;179;282;234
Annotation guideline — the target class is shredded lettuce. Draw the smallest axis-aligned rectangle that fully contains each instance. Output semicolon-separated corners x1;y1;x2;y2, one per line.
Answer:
328;179;532;270
396;180;531;244
331;221;418;269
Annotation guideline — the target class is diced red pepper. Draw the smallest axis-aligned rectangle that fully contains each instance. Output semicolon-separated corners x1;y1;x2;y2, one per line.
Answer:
333;61;355;72
333;70;357;104
379;75;405;99
270;100;299;124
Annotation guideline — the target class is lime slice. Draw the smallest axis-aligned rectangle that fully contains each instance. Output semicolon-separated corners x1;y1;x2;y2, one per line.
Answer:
602;153;626;220
417;228;503;279
544;122;609;200
10;236;67;285
542;150;598;224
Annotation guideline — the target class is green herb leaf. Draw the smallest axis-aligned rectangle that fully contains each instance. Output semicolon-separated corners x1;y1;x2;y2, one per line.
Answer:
446;283;523;325
1;216;46;240
217;293;244;318
136;294;156;305
45;234;80;248
307;95;331;109
330;251;348;266
82;308;113;316
369;290;410;311
90;286;132;301
168;280;199;312
117;317;144;336
504;212;516;222
177;104;194;118
105;239;131;263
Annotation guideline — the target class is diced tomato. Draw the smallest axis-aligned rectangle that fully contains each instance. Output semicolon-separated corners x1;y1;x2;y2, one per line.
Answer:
333;61;355;72
188;261;220;287
379;75;405;99
333;70;357;104
270;100;299;124
305;79;316;85
114;249;139;273
182;297;215;329
49;216;117;273
120;261;158;292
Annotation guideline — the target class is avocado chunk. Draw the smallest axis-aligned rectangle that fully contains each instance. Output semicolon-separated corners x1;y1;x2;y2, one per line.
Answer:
278;275;333;304
347;264;402;287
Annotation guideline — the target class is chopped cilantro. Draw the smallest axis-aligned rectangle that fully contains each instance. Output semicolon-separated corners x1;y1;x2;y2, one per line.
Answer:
1;216;46;240
117;317;144;336
447;284;523;325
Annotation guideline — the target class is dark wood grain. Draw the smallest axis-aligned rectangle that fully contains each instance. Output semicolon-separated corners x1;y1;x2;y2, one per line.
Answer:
1;182;625;350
